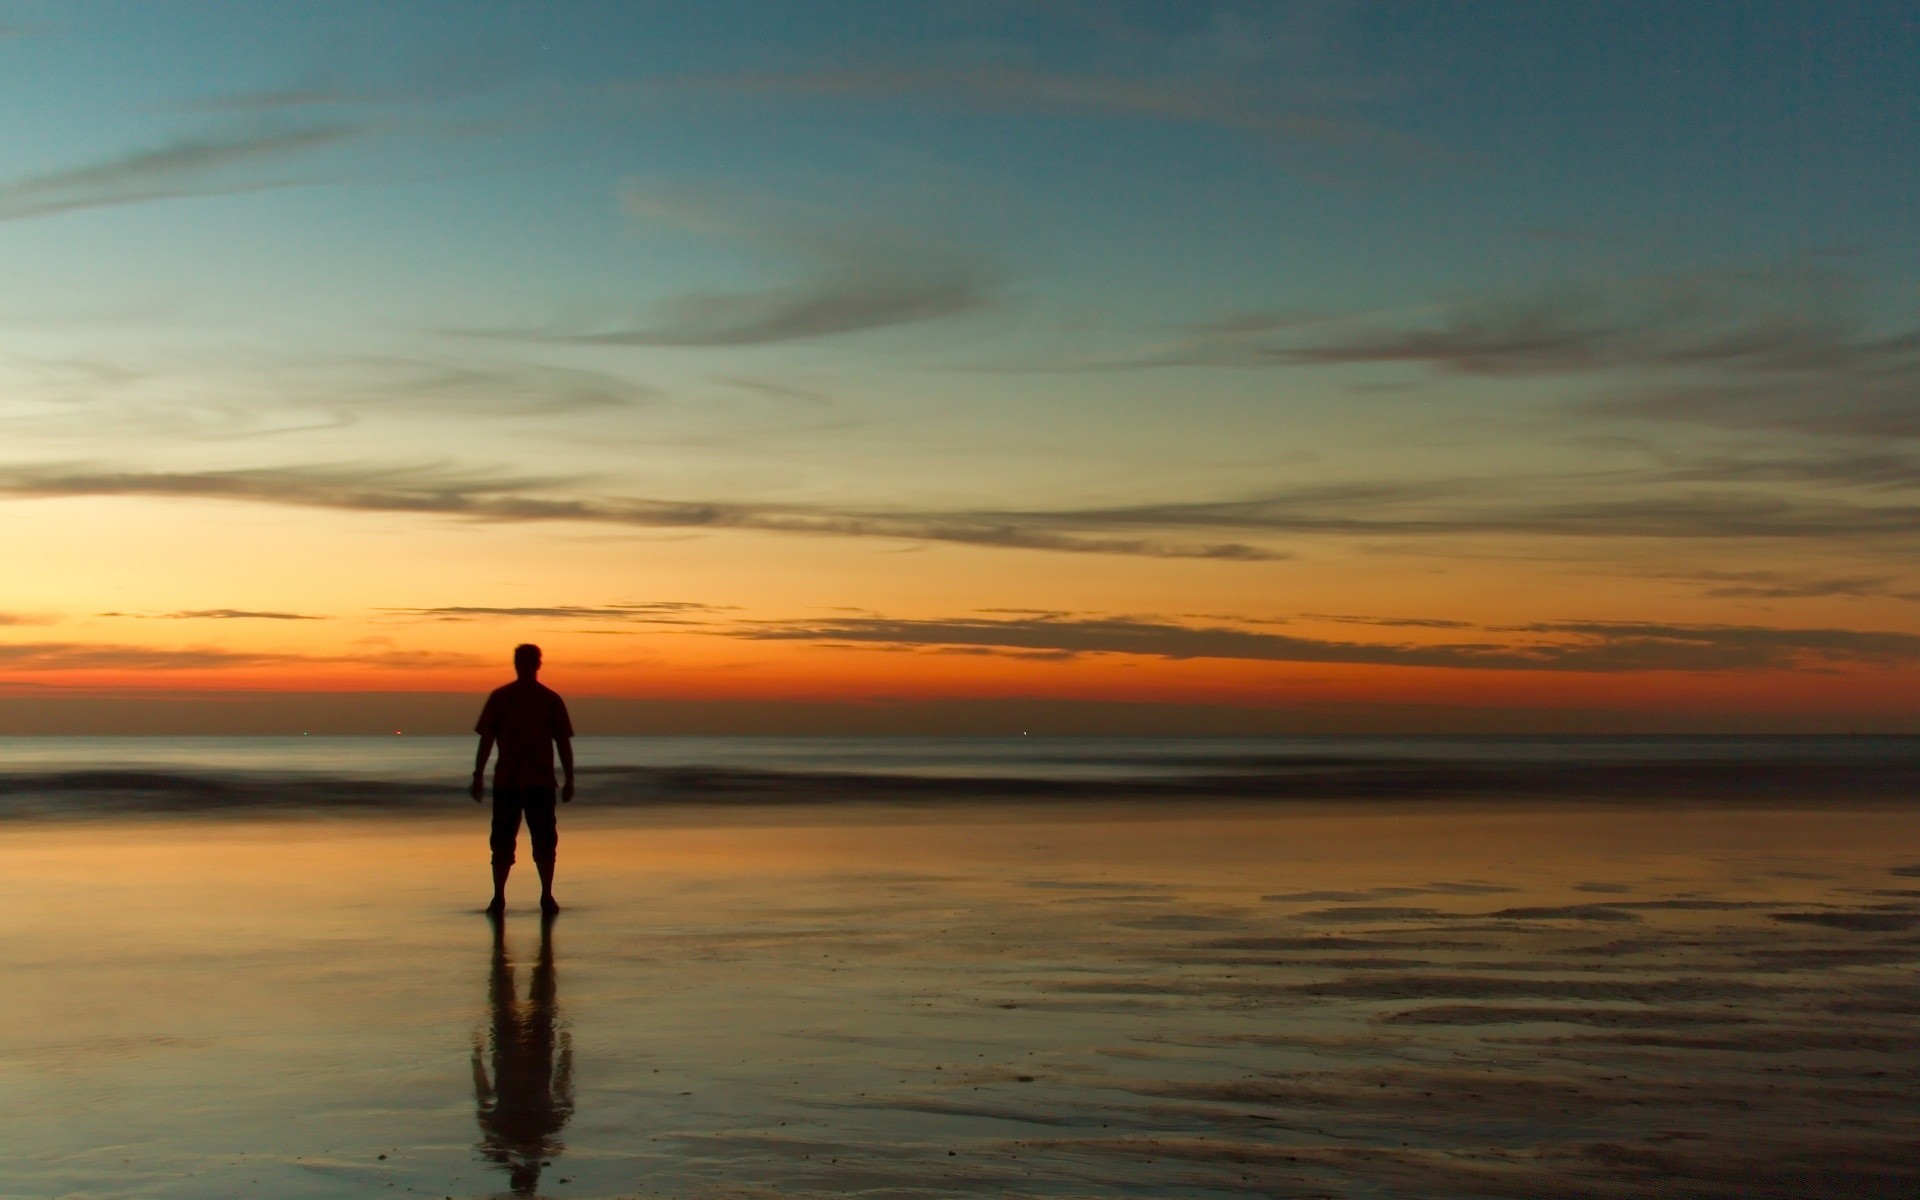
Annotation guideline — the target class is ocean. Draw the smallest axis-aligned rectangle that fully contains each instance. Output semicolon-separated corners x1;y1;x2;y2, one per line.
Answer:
5;735;1919;1197
5;733;1919;816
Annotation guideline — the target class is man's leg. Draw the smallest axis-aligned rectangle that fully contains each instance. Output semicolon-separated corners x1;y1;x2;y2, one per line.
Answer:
488;792;525;913
526;793;559;912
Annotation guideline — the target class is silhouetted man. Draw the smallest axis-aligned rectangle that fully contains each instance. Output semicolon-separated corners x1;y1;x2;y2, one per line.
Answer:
472;643;575;915
474;911;573;1196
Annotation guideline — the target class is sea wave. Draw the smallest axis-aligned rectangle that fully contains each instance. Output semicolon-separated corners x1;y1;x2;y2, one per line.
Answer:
4;747;1920;818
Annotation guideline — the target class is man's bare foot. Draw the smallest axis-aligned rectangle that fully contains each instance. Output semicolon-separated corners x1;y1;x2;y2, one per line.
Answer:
540;894;560;914
485;898;506;917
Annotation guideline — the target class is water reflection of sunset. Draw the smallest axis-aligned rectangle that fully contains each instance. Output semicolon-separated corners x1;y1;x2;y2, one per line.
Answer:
6;802;1920;1196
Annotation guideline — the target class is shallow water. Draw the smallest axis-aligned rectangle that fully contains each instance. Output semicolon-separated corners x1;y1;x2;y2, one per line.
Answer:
6;797;1920;1198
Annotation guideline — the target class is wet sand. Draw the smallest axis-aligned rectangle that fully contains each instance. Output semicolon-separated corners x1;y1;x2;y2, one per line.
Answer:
6;799;1920;1198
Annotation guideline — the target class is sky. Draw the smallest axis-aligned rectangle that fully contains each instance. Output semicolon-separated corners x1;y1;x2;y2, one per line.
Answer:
1;0;1917;733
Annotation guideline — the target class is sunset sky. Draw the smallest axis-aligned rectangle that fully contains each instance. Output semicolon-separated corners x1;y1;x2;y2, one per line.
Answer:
2;1;1918;733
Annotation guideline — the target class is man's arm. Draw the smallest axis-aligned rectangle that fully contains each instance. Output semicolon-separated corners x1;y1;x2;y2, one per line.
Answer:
557;736;574;803
471;734;494;802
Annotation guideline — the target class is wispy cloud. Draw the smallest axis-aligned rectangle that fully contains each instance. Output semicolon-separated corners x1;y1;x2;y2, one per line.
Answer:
1307;614;1480;629
0;354;658;448
7;459;1920;554
620;0;1412;163
732;613;1920;673
955;486;1920;542
1656;449;1920;490
184;85;402;113
1663;570;1918;602
668;63;1386;148
1137;270;1919;380
177;58;504;114
0;125;364;222
712;376;835;406
317;356;660;415
385;602;726;623
0;643;292;670
467;190;998;347
172;609;322;620
94;609;325;621
0;642;479;671
1597;369;1920;439
0;462;1277;560
291;355;660;416
515;261;992;347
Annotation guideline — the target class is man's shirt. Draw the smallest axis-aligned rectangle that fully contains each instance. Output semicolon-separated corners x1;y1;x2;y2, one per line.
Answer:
476;680;574;790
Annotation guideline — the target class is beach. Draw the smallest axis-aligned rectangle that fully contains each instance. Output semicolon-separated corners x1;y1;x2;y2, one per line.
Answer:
4;736;1919;1198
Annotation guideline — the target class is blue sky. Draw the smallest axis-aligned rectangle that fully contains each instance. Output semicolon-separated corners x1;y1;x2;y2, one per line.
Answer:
2;1;1918;728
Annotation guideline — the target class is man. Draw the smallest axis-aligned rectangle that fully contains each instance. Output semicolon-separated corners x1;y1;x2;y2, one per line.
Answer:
472;644;575;915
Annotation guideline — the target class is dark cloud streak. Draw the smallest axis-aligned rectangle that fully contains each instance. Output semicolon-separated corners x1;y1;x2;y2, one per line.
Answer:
471;193;1000;347
662;64;1389;149
1147;272;1918;380
0;125;363;222
5;460;1920;555
966;488;1920;541
1093;271;1920;451
0;642;479;671
165;609;322;621
733;614;1920;673
0;462;1277;561
1673;571;1911;601
385;602;725;623
512;264;993;347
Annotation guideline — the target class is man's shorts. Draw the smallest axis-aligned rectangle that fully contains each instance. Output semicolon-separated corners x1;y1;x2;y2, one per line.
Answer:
491;786;558;865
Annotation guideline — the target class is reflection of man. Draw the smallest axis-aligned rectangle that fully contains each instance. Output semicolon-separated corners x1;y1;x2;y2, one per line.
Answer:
471;644;575;915
474;913;573;1197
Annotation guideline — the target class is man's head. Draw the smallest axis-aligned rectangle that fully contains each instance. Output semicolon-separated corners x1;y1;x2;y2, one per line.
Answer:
513;643;542;680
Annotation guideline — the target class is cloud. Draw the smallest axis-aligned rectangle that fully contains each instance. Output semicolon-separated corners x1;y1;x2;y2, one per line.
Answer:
322;357;659;414
0;642;479;671
163;610;323;621
0;125;364;222
0;355;658;447
184;86;399;113
1668;571;1911;601
524;264;992;347
731;613;1920;673
0;643;291;670
98;609;323;620
673;64;1385;148
1141;270;1913;375
622;1;1411;162
469;191;998;347
0;461;1277;560
385;602;726;623
177;59;504;114
1307;614;1479;629
8;458;1920;556
713;376;835;406
1597;370;1920;439
1657;449;1920;489
965;485;1920;542
1515;620;1920;670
